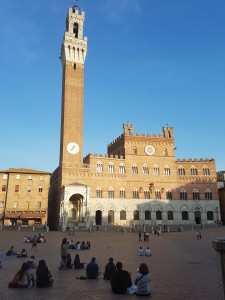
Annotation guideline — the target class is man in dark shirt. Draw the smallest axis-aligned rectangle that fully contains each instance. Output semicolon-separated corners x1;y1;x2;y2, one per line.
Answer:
86;257;101;279
110;261;132;294
103;257;116;280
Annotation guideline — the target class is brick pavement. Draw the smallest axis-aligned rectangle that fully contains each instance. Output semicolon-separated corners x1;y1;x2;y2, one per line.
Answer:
0;227;223;300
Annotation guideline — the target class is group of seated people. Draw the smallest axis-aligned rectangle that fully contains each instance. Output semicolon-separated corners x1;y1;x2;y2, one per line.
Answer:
84;256;151;296
137;246;152;256
22;233;46;243
67;240;91;250
10;256;54;288
64;253;85;269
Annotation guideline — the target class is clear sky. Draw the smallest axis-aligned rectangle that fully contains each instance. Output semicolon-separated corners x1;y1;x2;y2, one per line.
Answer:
0;0;224;173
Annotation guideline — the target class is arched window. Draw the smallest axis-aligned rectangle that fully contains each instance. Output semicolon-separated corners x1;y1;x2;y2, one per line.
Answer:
205;189;212;200
120;210;126;220
143;164;149;175
193;189;200;200
180;189;187;200
182;211;189;220
96;161;103;172
133;188;139;199
191;167;198;176
108;187;114;199
133;210;139;220
119;163;125;174
145;210;151;220
156;210;162;220
108;162;114;173
144;189;150;200
120;187;126;199
203;166;210;176
132;165;138;174
164;166;170;176
168;211;174;220
96;187;102;198
178;167;185;176
207;211;213;221
155;189;161;200
153;165;159;175
166;190;172;200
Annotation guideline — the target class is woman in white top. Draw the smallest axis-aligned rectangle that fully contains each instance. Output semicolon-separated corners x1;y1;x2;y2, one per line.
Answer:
14;262;30;288
135;263;151;296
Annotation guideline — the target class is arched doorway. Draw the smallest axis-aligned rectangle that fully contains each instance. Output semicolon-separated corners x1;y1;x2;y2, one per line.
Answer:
95;210;102;225
194;210;201;224
108;210;114;225
68;194;83;223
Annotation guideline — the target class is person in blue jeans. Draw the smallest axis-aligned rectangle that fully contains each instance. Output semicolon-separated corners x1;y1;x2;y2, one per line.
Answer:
86;257;101;279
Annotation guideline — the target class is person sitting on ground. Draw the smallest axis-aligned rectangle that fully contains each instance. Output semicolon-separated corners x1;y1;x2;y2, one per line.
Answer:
103;257;116;280
66;253;72;269
74;254;84;269
17;248;28;258
80;241;86;250
75;241;81;250
27;256;36;286
36;259;54;287
86;241;91;249
145;247;152;256
14;262;30;288
110;261;132;294
134;263;151;296
86;257;101;279
68;240;75;249
137;247;145;256
6;245;17;256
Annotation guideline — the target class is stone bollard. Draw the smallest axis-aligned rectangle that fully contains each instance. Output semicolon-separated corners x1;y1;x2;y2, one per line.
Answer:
167;226;170;233
18;225;21;232
32;226;35;232
212;237;225;300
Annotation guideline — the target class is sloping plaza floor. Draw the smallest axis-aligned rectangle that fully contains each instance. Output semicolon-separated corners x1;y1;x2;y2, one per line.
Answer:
0;226;223;300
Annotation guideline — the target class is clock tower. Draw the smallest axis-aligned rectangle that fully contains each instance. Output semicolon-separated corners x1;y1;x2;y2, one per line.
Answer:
59;6;87;168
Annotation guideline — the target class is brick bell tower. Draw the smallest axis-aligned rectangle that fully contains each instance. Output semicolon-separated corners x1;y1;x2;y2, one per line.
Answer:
59;5;87;169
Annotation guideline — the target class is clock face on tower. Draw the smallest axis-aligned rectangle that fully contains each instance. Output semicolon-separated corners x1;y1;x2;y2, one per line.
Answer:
145;145;155;156
67;142;80;155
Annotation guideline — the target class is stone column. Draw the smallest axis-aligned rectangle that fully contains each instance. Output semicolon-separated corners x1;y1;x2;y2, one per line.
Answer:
212;237;225;300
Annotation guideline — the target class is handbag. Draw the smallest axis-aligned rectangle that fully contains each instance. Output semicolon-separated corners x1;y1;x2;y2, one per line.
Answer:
8;278;18;288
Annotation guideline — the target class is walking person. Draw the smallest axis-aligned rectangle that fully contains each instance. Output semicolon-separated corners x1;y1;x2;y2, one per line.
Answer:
31;235;37;250
138;231;142;242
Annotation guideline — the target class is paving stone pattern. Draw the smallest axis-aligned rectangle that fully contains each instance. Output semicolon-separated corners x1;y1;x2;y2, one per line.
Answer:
0;227;222;300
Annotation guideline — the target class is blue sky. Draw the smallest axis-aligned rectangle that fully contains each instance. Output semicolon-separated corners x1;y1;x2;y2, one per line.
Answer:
0;0;224;173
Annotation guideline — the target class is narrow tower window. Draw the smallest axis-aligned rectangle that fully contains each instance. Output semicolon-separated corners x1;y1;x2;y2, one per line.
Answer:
73;22;79;38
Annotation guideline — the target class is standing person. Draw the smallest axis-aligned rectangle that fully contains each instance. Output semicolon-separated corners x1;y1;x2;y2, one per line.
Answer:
196;230;199;240
134;263;151;296
14;262;30;288
59;238;68;270
31;235;37;250
0;249;3;268
86;257;101;279
103;257;116;280
110;261;132;294
198;230;202;239
138;231;142;242
36;259;54;287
